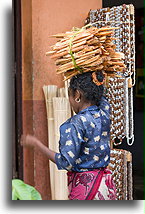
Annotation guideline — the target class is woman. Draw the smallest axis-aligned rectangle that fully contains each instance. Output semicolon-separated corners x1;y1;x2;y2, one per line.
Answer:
21;71;116;200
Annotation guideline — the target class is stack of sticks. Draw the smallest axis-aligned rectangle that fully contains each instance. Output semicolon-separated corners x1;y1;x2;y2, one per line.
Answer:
46;26;126;80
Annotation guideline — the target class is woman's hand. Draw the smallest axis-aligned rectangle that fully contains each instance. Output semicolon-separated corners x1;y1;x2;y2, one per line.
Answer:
20;134;39;149
20;134;56;163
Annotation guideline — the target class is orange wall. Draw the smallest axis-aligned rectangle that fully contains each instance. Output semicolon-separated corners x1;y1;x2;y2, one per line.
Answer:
32;0;102;100
22;0;102;200
21;0;34;187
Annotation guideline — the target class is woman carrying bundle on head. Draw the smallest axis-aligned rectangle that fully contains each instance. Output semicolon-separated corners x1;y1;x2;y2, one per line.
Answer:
21;70;117;200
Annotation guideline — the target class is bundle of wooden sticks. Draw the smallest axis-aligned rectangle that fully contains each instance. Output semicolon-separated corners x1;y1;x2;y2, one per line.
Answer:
46;26;126;80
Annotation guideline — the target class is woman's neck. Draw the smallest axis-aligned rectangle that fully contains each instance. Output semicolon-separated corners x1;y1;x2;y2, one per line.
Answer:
78;102;94;112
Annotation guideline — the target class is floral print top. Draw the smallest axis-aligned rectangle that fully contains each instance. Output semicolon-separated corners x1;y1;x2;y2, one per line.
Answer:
55;96;110;172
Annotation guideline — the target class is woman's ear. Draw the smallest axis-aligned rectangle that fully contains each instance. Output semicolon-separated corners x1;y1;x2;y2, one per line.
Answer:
74;90;82;103
75;90;81;100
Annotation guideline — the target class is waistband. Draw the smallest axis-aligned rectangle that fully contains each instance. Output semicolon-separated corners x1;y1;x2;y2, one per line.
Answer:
67;167;112;176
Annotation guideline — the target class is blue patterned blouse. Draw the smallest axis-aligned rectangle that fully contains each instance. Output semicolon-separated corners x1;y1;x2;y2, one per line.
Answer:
55;96;110;172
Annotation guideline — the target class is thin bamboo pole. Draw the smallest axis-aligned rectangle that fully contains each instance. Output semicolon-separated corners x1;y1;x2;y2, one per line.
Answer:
57;87;65;97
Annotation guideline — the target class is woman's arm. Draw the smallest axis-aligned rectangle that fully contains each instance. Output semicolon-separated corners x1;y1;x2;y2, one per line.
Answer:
99;96;110;115
20;135;56;163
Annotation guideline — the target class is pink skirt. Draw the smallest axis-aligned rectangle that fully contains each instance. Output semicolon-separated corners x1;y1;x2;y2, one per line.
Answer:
67;168;116;200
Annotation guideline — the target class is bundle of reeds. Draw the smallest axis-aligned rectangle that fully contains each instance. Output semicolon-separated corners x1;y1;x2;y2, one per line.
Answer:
43;85;72;200
46;26;126;80
43;85;57;200
53;97;71;200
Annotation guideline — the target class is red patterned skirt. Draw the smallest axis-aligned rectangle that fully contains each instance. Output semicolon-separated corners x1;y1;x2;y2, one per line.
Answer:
67;168;117;200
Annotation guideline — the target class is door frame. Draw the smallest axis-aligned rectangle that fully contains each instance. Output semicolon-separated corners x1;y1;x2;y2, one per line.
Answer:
12;0;23;180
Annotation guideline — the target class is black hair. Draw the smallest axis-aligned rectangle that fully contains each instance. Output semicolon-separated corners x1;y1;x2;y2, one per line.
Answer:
69;71;105;106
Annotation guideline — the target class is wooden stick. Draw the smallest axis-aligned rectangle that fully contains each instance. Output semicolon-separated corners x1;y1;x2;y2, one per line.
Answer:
64;71;78;80
56;40;87;54
46;50;56;56
97;26;120;32
81;54;100;65
96;31;114;36
50;45;85;59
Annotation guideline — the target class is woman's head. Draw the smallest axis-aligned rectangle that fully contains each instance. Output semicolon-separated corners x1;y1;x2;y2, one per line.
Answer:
68;71;105;113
